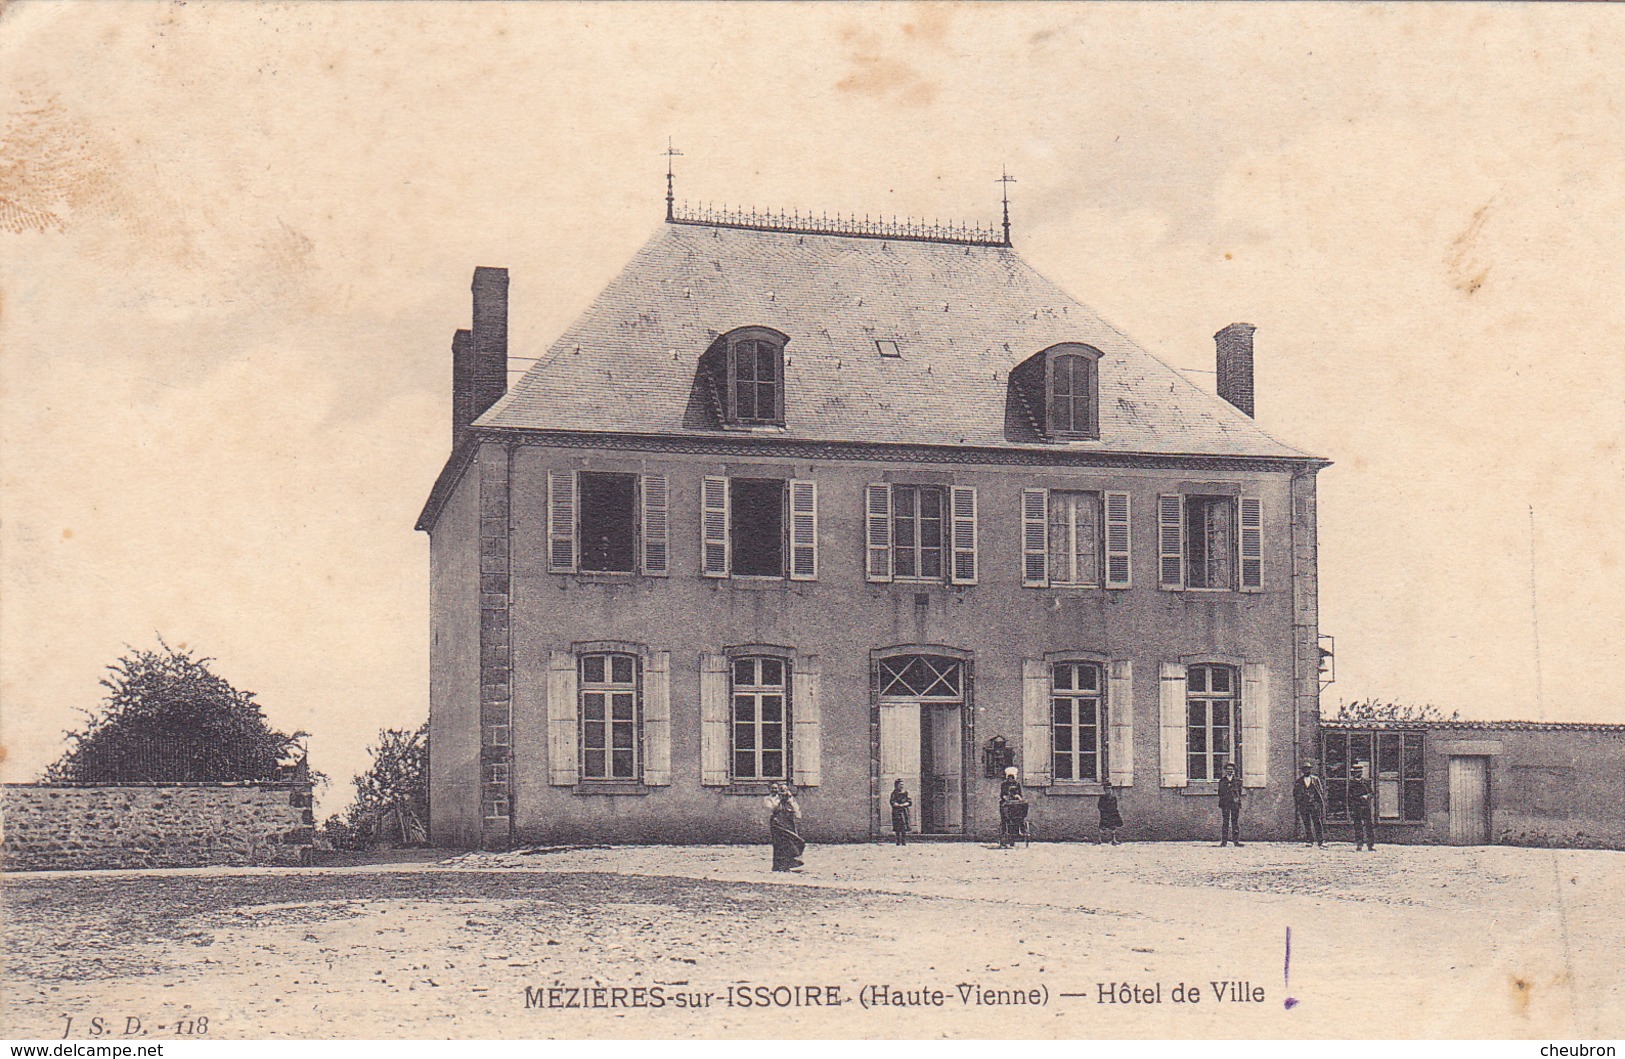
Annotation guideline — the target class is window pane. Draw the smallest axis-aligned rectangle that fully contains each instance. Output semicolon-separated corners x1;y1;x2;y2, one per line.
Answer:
1209;667;1231;694
1189;754;1208;781
762;725;783;750
583;655;606;684
757;343;777;380
583;693;605;720
758;382;776;419
1188;724;1206;754
1189;699;1207;726
1404;779;1425;821
1078;664;1099;691
760;658;784;686
1078;700;1096;727
579;475;638;573
585;749;605;777
612;693;634;719
920;549;942;579
735;382;756;420
1054;755;1073;780
1378;733;1402;774
1078;726;1096;752
735;342;758;382
612;750;634;777
734;723;755;750
1052;699;1073;726
1325;731;1348;777
761;751;783;779
1188;667;1208;694
760;695;782;721
731;479;785;577
735;751;756;778
1054;725;1073;752
734;696;755;722
1404;734;1425;779
584;720;604;749
734;659;755;685
612;722;634;749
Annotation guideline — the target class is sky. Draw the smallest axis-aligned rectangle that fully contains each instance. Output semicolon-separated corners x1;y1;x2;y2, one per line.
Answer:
2;2;1622;810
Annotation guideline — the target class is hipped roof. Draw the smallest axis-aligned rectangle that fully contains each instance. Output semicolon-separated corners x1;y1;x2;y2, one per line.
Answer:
475;221;1316;461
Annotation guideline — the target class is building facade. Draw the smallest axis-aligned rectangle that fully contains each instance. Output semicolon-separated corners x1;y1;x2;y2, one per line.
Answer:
418;211;1329;849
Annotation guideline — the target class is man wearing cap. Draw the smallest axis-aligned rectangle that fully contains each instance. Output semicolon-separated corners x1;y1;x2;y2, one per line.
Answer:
1293;761;1327;847
1349;762;1377;851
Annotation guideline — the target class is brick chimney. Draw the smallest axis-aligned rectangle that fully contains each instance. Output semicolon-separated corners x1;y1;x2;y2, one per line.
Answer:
471;266;509;420
1215;322;1256;418
451;267;509;445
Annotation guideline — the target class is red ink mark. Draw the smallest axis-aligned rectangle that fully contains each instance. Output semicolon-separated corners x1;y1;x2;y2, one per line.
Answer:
1284;926;1299;1009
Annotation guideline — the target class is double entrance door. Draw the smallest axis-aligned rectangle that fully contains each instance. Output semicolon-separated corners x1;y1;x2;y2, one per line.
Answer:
878;654;967;835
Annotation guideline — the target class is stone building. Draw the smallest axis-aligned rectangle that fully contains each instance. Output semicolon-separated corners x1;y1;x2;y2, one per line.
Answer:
416;204;1328;848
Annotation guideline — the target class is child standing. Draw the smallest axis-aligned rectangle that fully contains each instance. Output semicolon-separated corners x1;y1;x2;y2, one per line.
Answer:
1097;785;1123;845
889;779;914;846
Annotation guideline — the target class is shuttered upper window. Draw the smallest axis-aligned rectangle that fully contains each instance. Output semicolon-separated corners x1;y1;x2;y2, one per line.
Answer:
866;483;977;585
1157;492;1263;592
547;471;669;577
700;476;818;581
1022;488;1130;589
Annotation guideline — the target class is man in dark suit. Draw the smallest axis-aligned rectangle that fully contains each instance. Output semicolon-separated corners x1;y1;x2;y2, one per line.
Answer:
1349;762;1377;851
1293;761;1326;847
1217;762;1244;847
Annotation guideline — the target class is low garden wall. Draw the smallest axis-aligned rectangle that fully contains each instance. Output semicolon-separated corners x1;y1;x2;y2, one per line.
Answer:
1;781;316;870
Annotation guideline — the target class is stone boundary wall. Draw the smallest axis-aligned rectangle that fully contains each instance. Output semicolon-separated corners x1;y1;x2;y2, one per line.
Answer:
1;781;316;871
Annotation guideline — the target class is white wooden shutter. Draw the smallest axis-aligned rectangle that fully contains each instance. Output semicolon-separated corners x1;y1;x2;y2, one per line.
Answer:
1107;659;1134;787
865;483;893;583
791;658;821;787
1241;662;1269;788
1022;658;1052;786
641;474;669;576
1159;661;1189;787
701;476;730;578
1021;488;1049;587
547;471;577;573
546;650;578;785
1239;497;1263;591
949;486;978;585
642;651;671;786
788;479;818;581
699;652;730;785
1105;490;1132;589
1158;494;1184;590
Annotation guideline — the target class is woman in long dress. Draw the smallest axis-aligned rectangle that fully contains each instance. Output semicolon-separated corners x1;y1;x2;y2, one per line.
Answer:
765;782;805;871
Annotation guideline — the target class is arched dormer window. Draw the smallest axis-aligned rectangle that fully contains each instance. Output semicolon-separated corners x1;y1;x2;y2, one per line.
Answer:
723;327;787;426
1044;344;1101;439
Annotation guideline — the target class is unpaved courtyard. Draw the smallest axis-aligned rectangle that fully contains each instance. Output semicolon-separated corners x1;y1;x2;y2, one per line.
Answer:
3;842;1620;1039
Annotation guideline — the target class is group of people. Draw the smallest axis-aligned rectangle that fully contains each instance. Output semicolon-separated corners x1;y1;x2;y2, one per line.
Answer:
765;758;1379;870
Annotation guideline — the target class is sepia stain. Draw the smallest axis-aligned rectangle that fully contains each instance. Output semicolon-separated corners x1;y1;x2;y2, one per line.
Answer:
1509;974;1532;1015
1446;202;1493;296
61;528;73;540
834;11;944;107
0;743;8;765
0;94;119;235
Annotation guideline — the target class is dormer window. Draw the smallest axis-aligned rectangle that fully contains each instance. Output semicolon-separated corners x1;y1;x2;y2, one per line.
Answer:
723;327;787;426
1044;344;1101;439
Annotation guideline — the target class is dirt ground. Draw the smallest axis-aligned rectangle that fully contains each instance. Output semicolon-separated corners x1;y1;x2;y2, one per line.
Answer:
3;840;1620;1040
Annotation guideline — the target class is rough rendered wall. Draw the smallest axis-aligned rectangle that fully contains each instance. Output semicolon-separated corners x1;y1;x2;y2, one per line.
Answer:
1;783;315;871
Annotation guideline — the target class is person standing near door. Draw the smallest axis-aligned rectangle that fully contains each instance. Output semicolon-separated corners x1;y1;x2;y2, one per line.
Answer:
765;782;805;871
1097;784;1123;845
889;779;914;846
1217;762;1244;847
1349;762;1377;852
1294;761;1327;847
997;767;1025;849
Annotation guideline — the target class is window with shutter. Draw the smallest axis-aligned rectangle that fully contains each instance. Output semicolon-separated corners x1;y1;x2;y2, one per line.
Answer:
578;473;638;573
950;486;978;585
1239;497;1263;591
579;652;640;780
1158;662;1189;787
791;659;821;786
548;471;577;573
546;650;579;785
643;651;672;785
730;656;790;782
730;478;785;577
788;479;818;581
1107;659;1134;786
1021;658;1052;786
700;653;731;785
1046;491;1101;587
1158;494;1184;590
641;474;669;576
1104;491;1132;588
701;476;730;578
865;484;893;583
1021;488;1048;587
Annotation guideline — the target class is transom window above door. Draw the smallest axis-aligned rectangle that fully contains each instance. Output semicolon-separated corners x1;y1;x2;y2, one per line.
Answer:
879;655;963;700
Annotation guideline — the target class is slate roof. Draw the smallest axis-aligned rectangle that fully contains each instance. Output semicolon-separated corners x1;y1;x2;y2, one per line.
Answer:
475;221;1317;461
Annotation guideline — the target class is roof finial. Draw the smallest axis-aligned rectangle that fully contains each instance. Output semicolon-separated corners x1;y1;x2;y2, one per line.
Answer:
997;166;1017;246
664;138;684;221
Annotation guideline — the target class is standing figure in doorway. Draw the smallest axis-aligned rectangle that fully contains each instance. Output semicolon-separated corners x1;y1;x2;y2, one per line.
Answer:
1294;761;1327;848
1217;762;1244;847
997;767;1026;849
1349;762;1377;851
1097;784;1123;845
889;779;914;846
765;782;805;871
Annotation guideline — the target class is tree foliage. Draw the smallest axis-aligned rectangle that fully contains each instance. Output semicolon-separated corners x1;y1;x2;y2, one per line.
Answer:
323;722;429;850
45;638;305;783
1324;698;1461;723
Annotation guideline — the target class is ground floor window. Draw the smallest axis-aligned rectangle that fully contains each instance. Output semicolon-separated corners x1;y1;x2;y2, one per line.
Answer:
1051;661;1104;781
732;656;789;781
1186;663;1239;781
1322;728;1425;821
580;651;639;780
